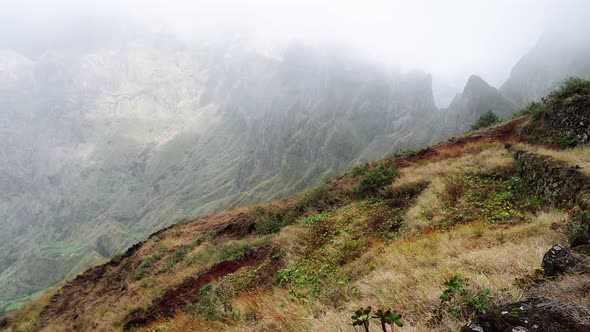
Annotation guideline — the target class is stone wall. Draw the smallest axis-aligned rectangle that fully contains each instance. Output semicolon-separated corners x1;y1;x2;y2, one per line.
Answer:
513;149;590;209
517;95;590;146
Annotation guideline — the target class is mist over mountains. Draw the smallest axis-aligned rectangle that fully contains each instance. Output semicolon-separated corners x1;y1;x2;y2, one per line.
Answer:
1;16;590;315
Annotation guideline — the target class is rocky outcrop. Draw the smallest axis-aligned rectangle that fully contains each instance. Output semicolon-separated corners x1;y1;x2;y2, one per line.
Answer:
500;21;590;107
462;243;590;332
437;75;515;139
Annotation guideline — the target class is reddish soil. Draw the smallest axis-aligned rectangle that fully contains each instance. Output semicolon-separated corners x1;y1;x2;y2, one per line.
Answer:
123;244;274;330
394;117;526;167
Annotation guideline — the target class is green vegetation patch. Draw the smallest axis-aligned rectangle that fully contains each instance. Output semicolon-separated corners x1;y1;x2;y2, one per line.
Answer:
354;165;398;198
546;77;590;108
295;184;339;212
470;111;500;131
433;275;492;320
438;172;530;229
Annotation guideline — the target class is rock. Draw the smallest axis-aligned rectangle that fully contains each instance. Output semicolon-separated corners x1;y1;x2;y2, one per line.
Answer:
461;298;590;332
541;244;576;277
462;320;484;332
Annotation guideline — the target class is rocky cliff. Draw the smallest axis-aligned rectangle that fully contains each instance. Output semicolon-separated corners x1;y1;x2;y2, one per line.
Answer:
0;32;440;313
436;75;515;139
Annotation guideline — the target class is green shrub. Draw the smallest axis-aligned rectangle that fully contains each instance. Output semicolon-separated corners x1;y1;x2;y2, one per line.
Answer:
558;134;577;149
349;163;369;177
251;207;297;235
354;165;398;198
546;77;590;108
513;101;550;119
470;111;500;131
564;207;590;246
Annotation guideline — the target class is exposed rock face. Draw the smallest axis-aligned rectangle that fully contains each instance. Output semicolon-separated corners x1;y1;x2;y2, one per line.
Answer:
0;30;441;312
436;75;515;139
500;23;590;107
541;244;577;277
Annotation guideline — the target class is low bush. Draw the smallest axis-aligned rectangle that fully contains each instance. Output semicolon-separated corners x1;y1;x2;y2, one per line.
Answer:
546;77;590;108
295;185;338;212
470;111;500;131
513;101;549;119
564;206;590;246
349;163;370;177
354;165;398;198
251;207;297;235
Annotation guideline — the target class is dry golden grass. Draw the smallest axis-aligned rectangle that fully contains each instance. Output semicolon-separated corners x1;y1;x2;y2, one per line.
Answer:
301;212;565;331
394;143;512;188
190;211;566;332
397;145;513;234
515;143;590;176
8;138;585;332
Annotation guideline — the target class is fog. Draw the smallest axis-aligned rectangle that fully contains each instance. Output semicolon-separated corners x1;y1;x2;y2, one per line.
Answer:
2;0;589;106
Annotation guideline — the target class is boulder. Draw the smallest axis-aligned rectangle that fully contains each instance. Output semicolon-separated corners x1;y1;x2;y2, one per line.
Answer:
460;298;589;332
541;244;576;277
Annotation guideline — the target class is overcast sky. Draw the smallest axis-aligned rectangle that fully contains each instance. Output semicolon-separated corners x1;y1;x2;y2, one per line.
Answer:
2;0;588;106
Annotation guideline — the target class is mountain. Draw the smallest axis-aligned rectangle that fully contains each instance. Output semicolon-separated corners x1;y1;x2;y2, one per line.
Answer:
436;75;515;138
0;29;441;313
500;23;590;106
4;80;589;331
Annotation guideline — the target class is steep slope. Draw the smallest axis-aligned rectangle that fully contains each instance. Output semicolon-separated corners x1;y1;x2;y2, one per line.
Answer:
4;81;589;331
500;23;590;107
436;75;515;138
0;30;440;313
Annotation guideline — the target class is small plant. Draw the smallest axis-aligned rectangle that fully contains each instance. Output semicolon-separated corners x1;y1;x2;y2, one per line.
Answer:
470;110;500;131
351;306;372;332
436;275;492;320
351;306;404;332
354;165;398;198
373;309;404;331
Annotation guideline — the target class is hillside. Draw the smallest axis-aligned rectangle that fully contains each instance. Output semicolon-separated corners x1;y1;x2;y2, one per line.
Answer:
0;30;441;314
3;80;589;331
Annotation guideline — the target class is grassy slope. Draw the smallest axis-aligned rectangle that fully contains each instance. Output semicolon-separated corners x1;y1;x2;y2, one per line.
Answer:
7;116;586;332
6;78;590;330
